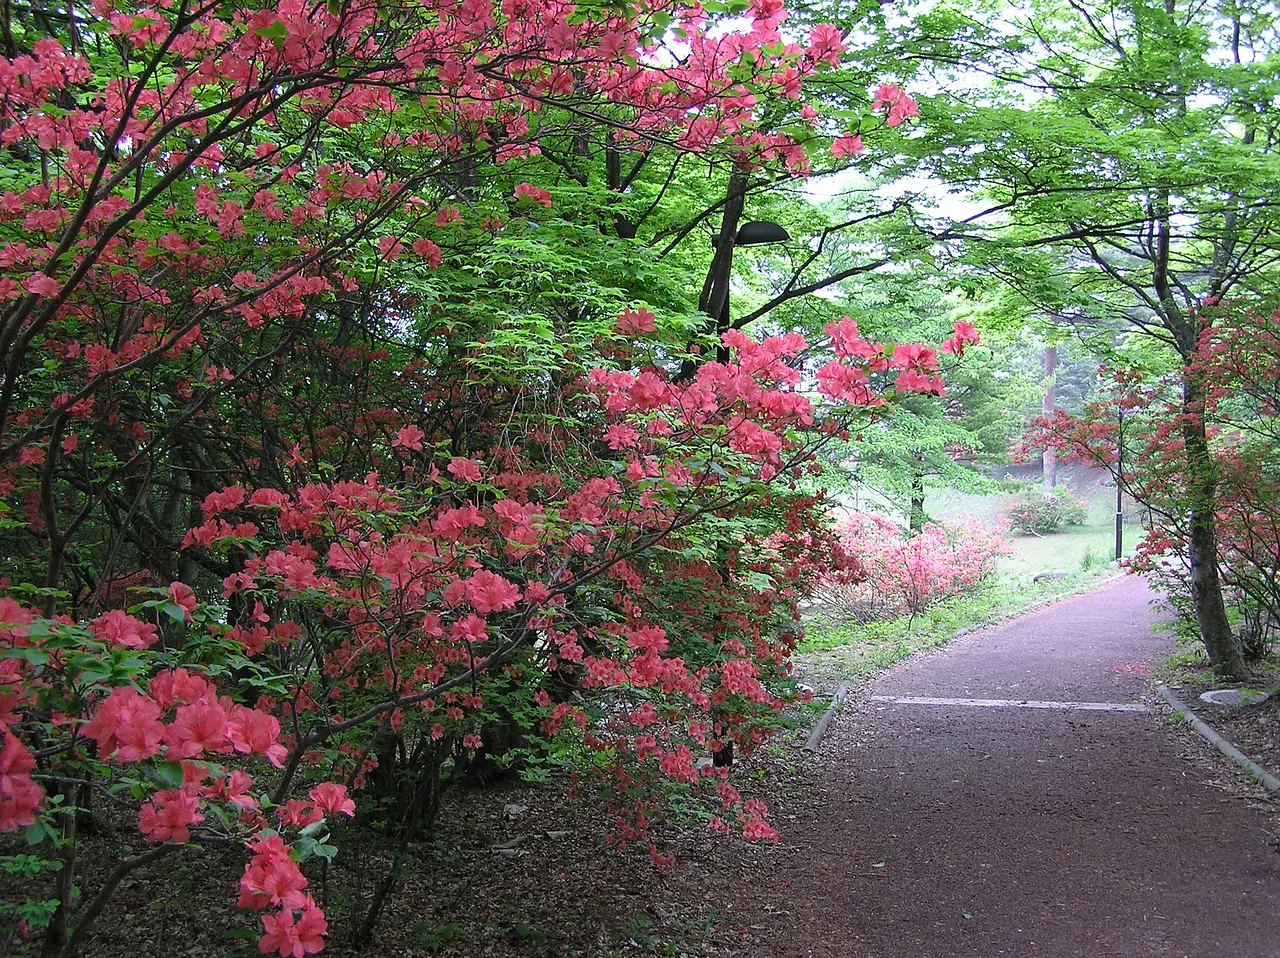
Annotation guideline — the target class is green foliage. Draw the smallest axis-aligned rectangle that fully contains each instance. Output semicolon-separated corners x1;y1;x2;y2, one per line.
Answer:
800;272;1037;521
0;854;66;932
865;0;1280;340
1004;488;1088;536
410;922;461;952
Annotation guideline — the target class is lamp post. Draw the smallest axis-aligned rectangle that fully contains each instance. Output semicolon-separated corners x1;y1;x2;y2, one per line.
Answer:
703;219;789;769
703;220;792;351
1115;407;1125;561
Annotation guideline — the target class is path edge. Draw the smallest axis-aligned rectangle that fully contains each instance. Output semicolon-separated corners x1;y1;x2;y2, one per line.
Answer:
1155;683;1280;797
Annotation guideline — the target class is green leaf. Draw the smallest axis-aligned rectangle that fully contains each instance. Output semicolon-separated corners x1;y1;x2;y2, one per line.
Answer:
1;647;48;666
299;819;328;839
254;20;288;39
153;761;185;790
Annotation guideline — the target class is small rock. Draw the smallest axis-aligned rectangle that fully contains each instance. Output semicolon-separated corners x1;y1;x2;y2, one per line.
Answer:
1032;571;1069;584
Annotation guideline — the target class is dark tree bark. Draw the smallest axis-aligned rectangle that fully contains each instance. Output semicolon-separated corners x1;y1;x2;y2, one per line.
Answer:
909;459;927;534
1181;372;1249;680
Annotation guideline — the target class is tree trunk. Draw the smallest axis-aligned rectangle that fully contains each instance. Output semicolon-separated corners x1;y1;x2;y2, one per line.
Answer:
1182;374;1248;680
703;168;748;365
908;461;926;534
679;168;749;380
1042;345;1058;491
351;743;447;945
712;740;733;767
1187;501;1246;679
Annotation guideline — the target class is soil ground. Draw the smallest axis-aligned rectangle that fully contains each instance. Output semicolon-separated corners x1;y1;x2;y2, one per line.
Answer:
1209;693;1280;776
1160;650;1280;781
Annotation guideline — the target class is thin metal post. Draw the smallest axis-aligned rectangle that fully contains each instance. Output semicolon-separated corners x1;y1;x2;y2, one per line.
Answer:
1115;409;1124;560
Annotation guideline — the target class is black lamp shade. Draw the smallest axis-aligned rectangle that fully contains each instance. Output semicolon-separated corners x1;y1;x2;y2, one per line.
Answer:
735;220;791;246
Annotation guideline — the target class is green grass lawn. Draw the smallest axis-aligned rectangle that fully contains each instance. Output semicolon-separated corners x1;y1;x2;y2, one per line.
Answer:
1000;521;1145;577
921;476;1147;578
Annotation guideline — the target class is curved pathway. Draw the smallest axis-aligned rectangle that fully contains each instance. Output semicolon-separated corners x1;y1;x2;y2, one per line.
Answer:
746;577;1280;957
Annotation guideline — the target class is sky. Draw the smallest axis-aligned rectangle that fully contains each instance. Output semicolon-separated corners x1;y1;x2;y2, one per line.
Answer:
806;167;995;223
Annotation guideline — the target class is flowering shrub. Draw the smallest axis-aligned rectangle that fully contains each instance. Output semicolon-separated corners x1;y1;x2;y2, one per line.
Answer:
1;309;962;955
0;0;938;949
1003;487;1088;536
814;513;1007;621
0;590;351;956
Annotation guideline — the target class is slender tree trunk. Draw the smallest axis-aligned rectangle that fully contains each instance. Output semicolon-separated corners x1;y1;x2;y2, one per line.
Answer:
1147;174;1245;677
352;748;445;945
679;167;748;380
40;782;76;958
1182;373;1247;680
909;461;926;534
1187;503;1245;679
1042;345;1058;491
712;740;734;767
703;167;748;365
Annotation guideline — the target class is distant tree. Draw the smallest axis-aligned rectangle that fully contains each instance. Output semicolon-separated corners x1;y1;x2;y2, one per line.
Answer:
809;273;1034;530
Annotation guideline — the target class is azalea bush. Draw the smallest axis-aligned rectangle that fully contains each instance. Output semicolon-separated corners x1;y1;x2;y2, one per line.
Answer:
0;0;953;950
1003;487;1088;536
1;313;959;954
813;513;1007;622
0;586;352;957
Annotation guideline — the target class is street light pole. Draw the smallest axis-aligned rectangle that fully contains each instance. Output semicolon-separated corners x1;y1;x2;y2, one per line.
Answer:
702;213;790;769
1115;408;1125;561
705;221;793;331
696;220;792;376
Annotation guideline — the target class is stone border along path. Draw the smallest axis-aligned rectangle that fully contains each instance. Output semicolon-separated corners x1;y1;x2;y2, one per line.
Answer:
1155;683;1280;796
734;576;1280;958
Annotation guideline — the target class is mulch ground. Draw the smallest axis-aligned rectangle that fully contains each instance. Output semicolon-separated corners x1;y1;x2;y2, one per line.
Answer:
1163;656;1280;785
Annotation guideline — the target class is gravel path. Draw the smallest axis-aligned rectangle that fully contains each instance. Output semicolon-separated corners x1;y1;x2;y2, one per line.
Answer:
743;577;1280;957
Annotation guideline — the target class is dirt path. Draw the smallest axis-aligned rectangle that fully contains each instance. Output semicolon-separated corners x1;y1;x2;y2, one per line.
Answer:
739;577;1280;958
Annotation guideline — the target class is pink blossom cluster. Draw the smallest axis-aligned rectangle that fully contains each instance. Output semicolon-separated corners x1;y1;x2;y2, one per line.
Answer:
819;315;951;401
816;513;1007;618
0;588;354;954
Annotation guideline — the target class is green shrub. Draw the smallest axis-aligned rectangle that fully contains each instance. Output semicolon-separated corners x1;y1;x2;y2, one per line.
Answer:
1004;487;1088;535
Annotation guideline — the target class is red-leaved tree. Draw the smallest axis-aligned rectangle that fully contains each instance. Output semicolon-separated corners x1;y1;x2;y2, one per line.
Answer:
1020;299;1280;675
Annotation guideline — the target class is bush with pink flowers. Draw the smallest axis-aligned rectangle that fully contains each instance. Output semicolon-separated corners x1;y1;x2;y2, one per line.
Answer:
1003;488;1088;536
814;513;1009;622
